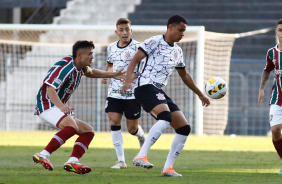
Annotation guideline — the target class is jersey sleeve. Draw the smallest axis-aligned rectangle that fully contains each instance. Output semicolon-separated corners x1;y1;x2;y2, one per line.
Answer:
45;64;72;89
83;66;91;75
175;47;186;69
107;45;113;64
139;36;159;56
264;49;275;72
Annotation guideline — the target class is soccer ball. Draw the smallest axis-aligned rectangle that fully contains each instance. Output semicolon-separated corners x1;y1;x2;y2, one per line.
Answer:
205;77;227;99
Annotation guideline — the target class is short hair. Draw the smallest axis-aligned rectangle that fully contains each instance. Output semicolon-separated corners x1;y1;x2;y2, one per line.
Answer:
116;18;131;27
72;40;95;58
167;15;187;28
276;19;282;28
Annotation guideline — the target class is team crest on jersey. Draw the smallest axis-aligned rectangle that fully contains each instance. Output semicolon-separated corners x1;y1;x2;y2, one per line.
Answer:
124;51;131;60
156;93;165;100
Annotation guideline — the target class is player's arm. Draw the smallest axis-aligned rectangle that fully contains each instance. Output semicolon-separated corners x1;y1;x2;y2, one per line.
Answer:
120;49;146;94
85;67;125;80
258;71;271;107
46;85;74;114
101;63;113;84
177;68;210;107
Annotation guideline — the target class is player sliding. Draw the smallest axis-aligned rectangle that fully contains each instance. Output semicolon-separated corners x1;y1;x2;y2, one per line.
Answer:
32;40;125;174
121;15;210;177
102;18;146;169
258;19;282;175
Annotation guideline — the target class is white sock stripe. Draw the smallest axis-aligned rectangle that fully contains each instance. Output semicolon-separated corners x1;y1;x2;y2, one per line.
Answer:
74;142;88;152
53;135;64;145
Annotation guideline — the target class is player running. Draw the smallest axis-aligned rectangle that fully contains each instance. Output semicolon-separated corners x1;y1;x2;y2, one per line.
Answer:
258;19;282;175
32;40;125;174
121;15;210;177
102;18;146;169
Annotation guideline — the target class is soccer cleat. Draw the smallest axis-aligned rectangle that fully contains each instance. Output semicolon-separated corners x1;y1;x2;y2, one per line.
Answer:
279;168;282;175
32;153;53;171
111;161;128;169
132;155;153;169
161;167;182;177
63;161;91;174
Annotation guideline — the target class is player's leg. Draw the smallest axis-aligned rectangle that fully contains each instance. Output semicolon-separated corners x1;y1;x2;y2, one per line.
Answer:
63;118;94;174
269;104;282;175
133;85;171;169
108;112;128;169
105;97;127;169
133;103;171;169
161;110;190;177
33;106;78;171
124;99;145;148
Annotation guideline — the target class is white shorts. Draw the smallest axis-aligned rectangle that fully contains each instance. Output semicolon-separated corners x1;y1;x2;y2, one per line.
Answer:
269;105;282;127
39;106;74;128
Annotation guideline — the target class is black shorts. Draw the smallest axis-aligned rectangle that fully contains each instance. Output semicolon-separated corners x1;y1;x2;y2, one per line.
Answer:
134;84;180;113
105;97;141;119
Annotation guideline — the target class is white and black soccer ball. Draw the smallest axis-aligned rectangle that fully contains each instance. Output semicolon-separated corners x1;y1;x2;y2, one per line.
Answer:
205;77;227;99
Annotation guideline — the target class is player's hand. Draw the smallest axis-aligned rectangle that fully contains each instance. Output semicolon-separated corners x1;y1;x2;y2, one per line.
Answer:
60;105;75;115
114;68;126;81
199;94;210;107
258;89;264;107
102;78;107;84
120;81;132;95
131;72;140;82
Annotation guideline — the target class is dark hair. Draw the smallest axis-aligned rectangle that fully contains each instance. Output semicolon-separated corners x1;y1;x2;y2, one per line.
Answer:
116;18;131;27
72;40;95;58
167;15;187;28
276;19;282;28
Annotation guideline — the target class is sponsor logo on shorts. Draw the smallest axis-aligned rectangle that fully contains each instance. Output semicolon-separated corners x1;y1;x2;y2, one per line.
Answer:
156;93;165;100
269;115;273;122
134;112;140;116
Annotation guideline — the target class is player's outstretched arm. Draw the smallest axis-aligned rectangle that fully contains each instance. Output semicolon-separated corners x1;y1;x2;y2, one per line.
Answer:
177;68;210;107
120;50;146;94
85;67;125;80
258;71;270;107
101;63;113;84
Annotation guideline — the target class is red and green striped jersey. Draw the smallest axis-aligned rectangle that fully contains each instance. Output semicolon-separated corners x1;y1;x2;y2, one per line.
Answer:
264;45;282;106
34;56;89;115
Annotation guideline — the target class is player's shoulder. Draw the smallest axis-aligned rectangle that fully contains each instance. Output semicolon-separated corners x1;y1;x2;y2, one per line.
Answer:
108;41;119;48
54;55;73;67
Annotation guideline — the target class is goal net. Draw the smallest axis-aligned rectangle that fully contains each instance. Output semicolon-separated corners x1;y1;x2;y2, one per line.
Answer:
0;24;236;135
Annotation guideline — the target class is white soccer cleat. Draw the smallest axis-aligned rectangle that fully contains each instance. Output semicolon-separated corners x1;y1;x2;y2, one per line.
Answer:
111;161;127;169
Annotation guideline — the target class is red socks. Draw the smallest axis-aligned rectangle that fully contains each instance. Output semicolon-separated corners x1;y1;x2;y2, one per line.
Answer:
71;132;94;159
44;126;77;154
273;138;282;159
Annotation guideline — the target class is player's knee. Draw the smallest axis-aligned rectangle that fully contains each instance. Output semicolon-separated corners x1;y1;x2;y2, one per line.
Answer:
175;125;191;136
111;125;121;131
157;111;172;123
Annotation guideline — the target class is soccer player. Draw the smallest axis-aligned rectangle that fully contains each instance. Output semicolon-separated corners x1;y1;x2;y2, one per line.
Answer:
102;18;146;169
32;40;125;174
120;15;210;177
258;19;282;175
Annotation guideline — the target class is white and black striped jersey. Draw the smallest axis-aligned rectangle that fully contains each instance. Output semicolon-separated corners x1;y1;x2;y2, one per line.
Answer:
137;35;185;89
107;39;141;99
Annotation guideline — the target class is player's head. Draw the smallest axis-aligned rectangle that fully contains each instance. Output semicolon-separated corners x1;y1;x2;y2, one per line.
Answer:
115;18;132;44
72;40;95;67
275;19;282;43
166;15;187;43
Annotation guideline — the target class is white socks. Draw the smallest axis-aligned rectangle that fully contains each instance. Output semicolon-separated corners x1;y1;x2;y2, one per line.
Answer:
40;150;50;158
111;129;125;162
137;120;170;157
163;133;188;171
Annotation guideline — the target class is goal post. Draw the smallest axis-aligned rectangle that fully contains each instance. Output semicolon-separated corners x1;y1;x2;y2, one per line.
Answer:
0;24;233;135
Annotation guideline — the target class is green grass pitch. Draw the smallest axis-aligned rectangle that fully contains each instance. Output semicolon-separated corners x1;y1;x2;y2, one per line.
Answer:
0;131;281;184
